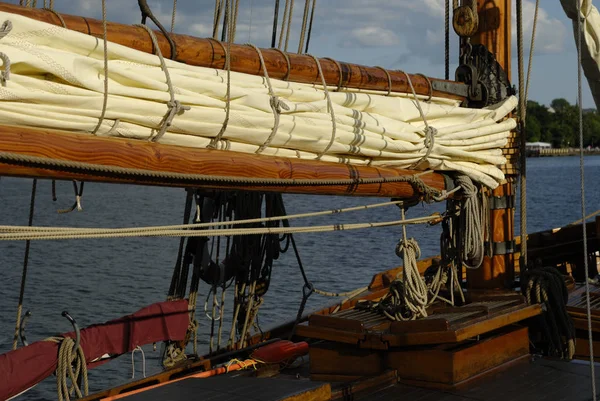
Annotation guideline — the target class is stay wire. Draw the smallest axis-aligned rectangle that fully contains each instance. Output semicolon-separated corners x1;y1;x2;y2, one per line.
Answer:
575;0;596;396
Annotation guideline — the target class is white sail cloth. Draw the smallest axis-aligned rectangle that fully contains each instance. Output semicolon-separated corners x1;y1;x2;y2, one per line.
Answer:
561;0;600;110
0;11;516;188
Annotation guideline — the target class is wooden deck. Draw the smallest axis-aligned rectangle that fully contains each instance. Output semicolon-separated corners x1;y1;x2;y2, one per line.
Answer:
350;358;598;401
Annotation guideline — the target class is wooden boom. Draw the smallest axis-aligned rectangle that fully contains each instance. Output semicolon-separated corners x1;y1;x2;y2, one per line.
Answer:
0;125;448;198
0;2;466;102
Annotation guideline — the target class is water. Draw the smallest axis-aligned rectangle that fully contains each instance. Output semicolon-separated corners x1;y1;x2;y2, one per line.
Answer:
1;156;599;400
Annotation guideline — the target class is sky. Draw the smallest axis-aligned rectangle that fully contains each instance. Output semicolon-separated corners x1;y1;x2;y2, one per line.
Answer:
2;0;593;108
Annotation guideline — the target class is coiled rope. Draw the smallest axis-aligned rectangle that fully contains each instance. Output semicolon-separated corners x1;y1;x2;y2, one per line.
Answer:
44;337;88;401
456;175;484;269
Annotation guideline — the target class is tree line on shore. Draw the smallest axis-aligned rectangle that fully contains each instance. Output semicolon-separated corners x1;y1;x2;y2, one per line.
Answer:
526;98;600;148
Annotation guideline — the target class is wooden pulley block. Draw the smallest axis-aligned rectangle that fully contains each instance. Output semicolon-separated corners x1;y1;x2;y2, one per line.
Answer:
453;5;479;37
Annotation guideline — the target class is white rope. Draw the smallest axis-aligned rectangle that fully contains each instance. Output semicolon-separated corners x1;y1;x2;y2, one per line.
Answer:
396;207;428;319
131;346;146;379
134;24;190;142
247;43;290;153
0;198;418;234
90;0;108;135
456;175;484;269
0;214;440;241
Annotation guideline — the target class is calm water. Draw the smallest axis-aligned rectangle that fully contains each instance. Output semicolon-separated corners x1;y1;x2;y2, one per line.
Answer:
1;156;599;400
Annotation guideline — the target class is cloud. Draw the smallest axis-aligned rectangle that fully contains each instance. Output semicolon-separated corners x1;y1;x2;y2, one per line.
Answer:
512;0;567;54
341;26;401;48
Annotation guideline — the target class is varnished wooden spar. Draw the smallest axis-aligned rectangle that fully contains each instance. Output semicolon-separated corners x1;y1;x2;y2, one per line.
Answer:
0;3;466;102
0;125;447;198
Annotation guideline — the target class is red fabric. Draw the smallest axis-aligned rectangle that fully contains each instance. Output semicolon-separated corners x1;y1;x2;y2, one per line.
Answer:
0;300;189;401
251;340;309;364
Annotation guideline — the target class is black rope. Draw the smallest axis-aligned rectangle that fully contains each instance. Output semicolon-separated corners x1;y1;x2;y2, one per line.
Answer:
57;180;84;214
521;266;576;358
445;0;450;80
167;189;194;299
221;0;230;43
137;0;177;59
271;0;280;48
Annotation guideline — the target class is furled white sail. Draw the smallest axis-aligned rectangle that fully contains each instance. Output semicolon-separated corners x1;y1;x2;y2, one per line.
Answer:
561;0;600;109
0;11;516;188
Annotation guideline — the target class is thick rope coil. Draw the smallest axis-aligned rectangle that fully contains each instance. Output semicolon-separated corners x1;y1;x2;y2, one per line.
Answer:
396;237;428;319
0;20;13;88
134;24;190;142
45;337;89;401
521;266;575;359
246;43;290;154
0;20;12;40
456;175;484;269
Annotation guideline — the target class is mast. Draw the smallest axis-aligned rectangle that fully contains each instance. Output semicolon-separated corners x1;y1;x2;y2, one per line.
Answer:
467;0;515;289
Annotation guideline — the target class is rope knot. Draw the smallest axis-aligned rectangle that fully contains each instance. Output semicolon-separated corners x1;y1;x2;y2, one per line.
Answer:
0;20;12;40
270;96;290;113
0;52;11;86
152;100;189;142
395;238;421;259
456;175;477;198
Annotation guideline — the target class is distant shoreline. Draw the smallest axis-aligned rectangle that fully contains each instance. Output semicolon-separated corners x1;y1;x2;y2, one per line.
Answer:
526;148;600;157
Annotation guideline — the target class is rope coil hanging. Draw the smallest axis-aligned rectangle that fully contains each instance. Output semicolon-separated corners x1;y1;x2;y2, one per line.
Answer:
456;175;484;269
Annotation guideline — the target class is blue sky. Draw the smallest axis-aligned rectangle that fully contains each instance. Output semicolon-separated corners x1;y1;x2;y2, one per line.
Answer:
3;0;593;108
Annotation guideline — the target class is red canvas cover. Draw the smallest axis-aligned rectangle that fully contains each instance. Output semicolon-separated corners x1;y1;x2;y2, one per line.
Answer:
0;300;189;401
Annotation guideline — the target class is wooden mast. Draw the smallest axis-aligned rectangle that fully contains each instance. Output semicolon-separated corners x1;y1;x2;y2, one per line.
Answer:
467;0;515;289
0;2;466;102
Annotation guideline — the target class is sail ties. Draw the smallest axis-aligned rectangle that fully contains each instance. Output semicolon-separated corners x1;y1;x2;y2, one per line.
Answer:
0;20;12;86
246;43;291;154
134;23;190;143
308;54;337;160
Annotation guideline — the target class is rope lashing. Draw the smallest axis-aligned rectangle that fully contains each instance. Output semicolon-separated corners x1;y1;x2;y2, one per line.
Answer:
323;57;343;91
402;71;437;169
0;20;13;87
455;175;484;269
90;0;108;136
308;54;337;160
375;66;392;96
134;24;190;143
246;43;290;154
137;0;177;60
43;8;66;28
271;47;292;81
208;4;233;149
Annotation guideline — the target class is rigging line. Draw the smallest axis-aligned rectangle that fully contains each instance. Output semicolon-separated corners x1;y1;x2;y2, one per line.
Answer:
297;0;310;54
2;199;420;233
271;0;280;48
213;0;223;39
90;0;108;136
516;0;528;270
221;0;229;42
248;0;254;42
232;0;240;43
170;0;177;33
11;179;37;351
576;0;596;395
284;0;295;52
524;0;540;104
0;215;441;241
304;0;316;54
445;0;450;80
278;0;290;49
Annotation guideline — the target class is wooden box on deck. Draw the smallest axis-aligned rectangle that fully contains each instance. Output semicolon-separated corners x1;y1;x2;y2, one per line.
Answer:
386;325;529;387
